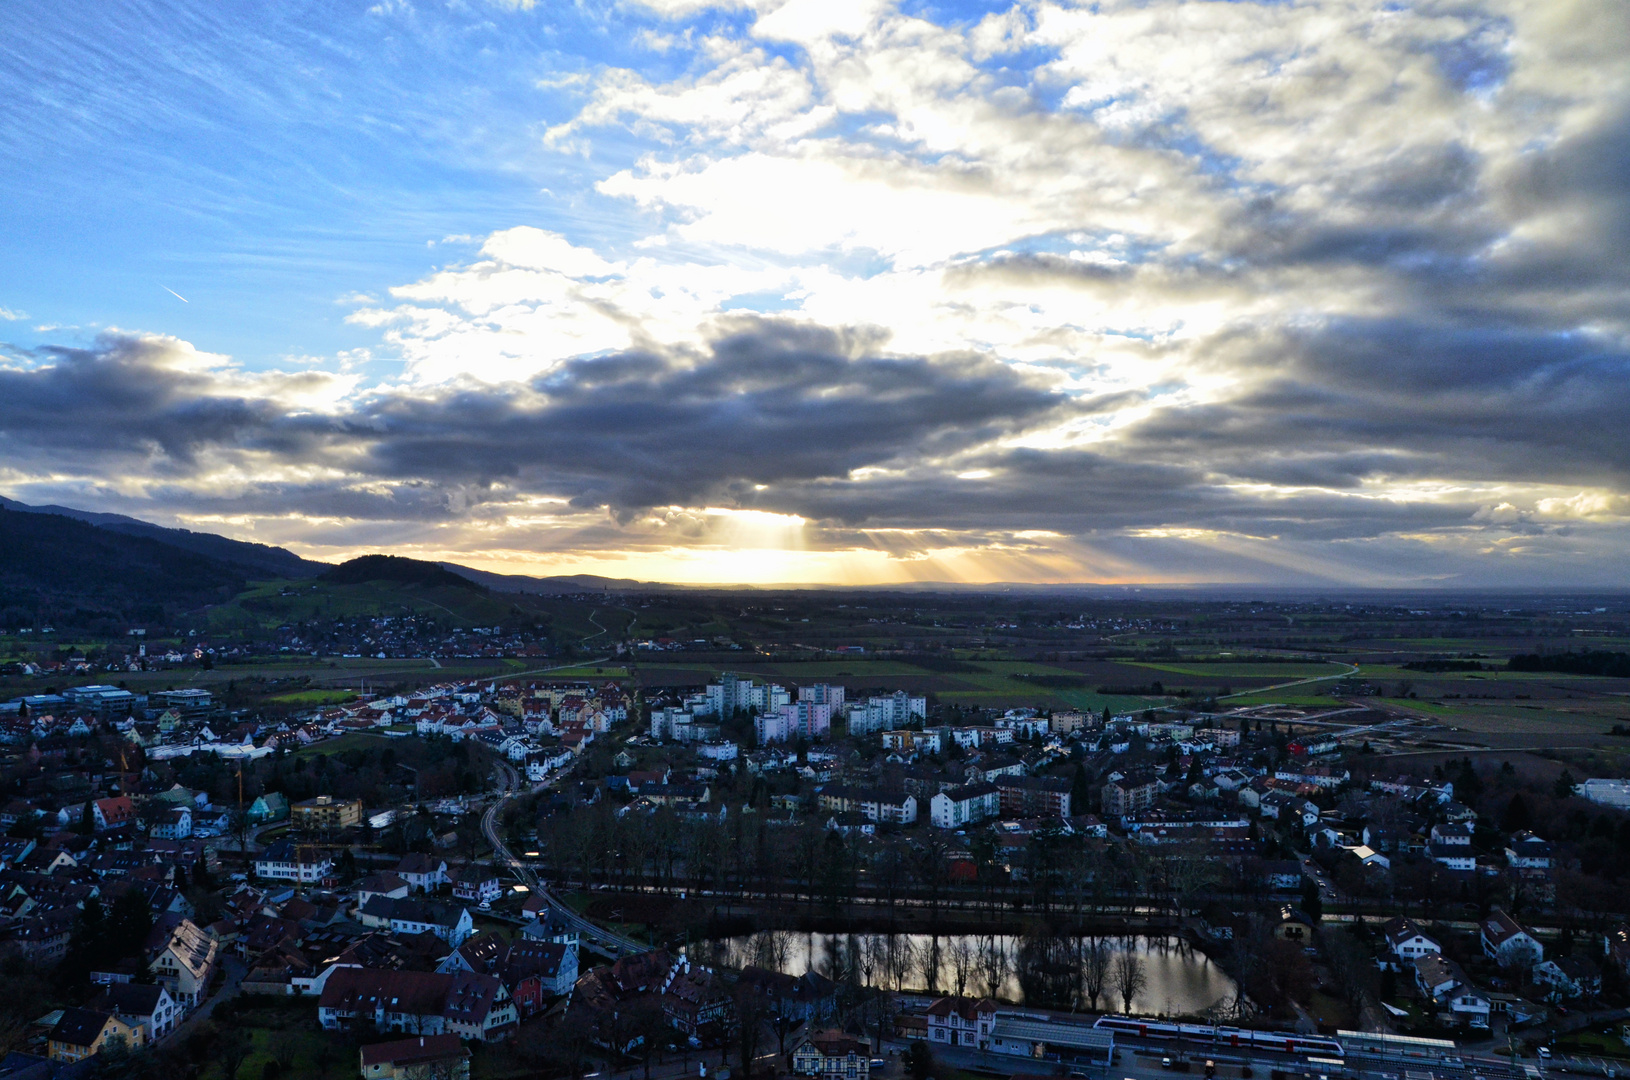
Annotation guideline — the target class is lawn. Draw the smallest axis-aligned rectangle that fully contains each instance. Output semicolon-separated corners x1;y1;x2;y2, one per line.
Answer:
290;731;394;757
204;997;350;1080
1557;1029;1630;1060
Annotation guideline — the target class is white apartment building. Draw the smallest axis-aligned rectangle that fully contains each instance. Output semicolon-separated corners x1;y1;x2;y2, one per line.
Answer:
848;692;927;736
798;684;846;708
930;784;1000;829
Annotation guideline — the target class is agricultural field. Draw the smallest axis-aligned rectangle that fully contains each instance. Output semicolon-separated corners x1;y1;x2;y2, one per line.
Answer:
1128;660;1352;679
264;688;357;706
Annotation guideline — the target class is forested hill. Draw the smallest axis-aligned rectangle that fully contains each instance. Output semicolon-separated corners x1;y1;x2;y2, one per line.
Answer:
0;506;252;626
0;496;322;579
321;554;488;592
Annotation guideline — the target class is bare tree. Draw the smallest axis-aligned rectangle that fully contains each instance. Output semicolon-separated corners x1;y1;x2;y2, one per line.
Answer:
948;937;976;998
1108;943;1147;1014
886;933;917;992
978;935;1008;1000
749;928;780;970
1081;937;1112;1012
920;934;942;994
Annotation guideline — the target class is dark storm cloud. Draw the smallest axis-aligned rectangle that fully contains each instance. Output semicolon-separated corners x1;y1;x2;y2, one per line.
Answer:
0;336;333;466
0;321;1075;517
1112;318;1630;492
6;305;1627;549
732;445;1493;543
353;321;1076;512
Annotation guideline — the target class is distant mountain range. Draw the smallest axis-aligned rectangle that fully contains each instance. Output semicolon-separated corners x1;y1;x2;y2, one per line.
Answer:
0;496;324;580
0;496;683;626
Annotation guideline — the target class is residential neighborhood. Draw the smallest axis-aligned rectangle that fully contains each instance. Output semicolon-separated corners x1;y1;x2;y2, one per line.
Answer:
1;625;1629;1080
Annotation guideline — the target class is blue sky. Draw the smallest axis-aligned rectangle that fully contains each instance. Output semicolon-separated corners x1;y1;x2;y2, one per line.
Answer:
1;1;679;365
2;0;1628;586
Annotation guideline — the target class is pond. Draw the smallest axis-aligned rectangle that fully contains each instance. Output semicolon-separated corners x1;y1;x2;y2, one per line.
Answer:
695;932;1241;1017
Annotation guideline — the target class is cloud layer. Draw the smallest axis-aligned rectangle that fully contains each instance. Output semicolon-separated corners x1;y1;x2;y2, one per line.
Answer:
4;0;1630;585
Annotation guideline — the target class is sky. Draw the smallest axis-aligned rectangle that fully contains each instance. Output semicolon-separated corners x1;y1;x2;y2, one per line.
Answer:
1;0;1628;588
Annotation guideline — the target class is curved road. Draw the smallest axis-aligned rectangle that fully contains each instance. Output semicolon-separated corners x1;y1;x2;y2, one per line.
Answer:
1216;661;1362;702
481;759;647;957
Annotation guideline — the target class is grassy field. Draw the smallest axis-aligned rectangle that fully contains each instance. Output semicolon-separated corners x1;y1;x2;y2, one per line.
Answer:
206;998;349;1080
1130;660;1350;678
265;688;358;706
289;732;396;757
534;664;629;678
1397;701;1624;735
1356;664;1594;682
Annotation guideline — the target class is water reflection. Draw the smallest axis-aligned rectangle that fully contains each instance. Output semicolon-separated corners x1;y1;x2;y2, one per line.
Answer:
695;932;1239;1017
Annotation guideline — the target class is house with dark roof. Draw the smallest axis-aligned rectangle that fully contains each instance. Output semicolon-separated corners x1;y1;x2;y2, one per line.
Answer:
925;996;997;1049
359;1034;470;1080
1506;831;1553;869
449;864;501;905
1383;917;1443;962
92;984;177;1042
356;896;474;946
1480;909;1543;968
791;1030;868;1080
356;873;411;907
317;967;516;1042
661;958;733;1035
253;838;334;884
47;1009;141;1062
1274;906;1314;942
0;1050;97;1080
394;854;449;893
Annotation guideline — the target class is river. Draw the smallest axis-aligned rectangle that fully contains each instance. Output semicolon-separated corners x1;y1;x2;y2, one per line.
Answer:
695;932;1240;1017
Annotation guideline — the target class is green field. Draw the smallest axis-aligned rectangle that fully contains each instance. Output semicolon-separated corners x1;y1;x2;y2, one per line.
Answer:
1396;701;1623;735
265;688;358;706
1356;664;1593;682
534;664;630;678
1130;660;1350;678
289;732;396;757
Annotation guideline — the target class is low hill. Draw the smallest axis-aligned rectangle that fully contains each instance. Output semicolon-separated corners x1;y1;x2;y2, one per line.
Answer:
0;506;250;625
437;563;663;594
323;555;486;592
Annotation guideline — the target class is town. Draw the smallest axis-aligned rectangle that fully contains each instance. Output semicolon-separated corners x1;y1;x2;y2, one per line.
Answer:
2;592;1630;1080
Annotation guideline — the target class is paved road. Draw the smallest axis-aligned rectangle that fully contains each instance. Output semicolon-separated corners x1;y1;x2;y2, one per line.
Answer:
167;955;248;1042
480;756;648;957
1216;663;1361;703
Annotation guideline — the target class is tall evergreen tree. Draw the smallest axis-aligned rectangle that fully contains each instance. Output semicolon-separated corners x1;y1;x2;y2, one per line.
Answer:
1502;793;1532;832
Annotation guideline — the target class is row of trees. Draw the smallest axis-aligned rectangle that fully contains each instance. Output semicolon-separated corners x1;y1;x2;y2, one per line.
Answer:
532;798;1241;922
694;927;1154;1013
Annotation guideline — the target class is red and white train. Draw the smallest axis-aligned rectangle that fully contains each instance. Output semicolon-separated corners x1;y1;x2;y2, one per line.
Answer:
1092;1017;1346;1058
